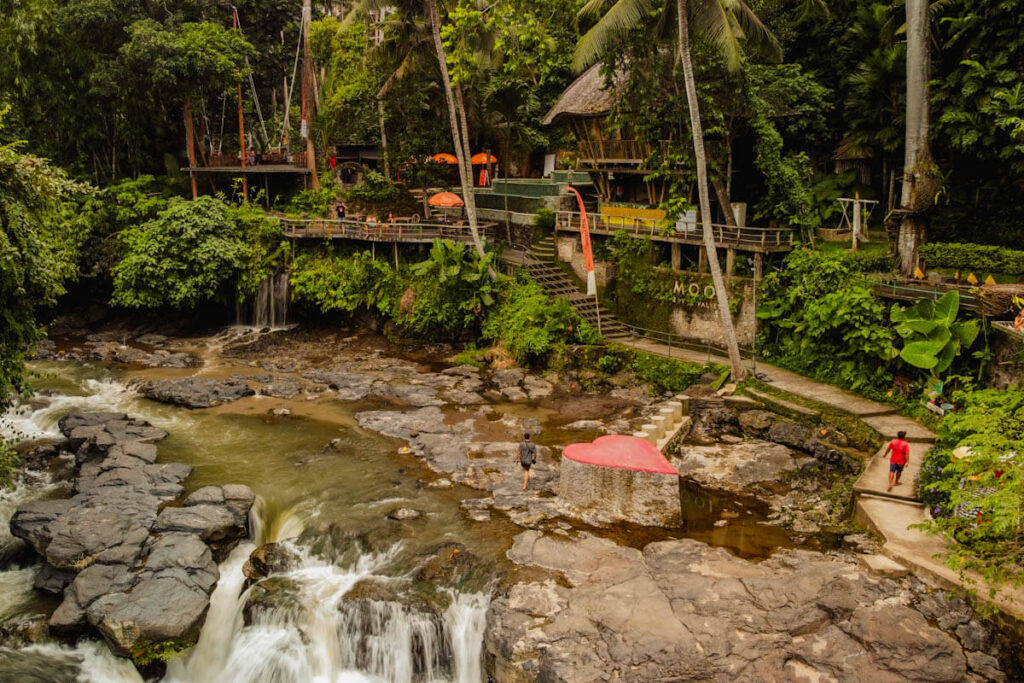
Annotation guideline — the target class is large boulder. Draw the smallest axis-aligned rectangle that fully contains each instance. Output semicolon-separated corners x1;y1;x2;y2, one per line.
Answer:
138;377;254;409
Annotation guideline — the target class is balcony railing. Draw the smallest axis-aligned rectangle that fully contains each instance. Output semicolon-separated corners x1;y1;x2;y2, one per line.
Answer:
556;210;795;249
278;216;496;243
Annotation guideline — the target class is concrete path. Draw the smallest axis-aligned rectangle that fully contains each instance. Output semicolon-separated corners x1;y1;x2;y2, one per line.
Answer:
856;495;1024;621
854;441;932;503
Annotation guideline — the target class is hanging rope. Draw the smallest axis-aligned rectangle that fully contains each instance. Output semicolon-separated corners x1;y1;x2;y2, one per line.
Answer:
280;18;304;148
232;6;270;145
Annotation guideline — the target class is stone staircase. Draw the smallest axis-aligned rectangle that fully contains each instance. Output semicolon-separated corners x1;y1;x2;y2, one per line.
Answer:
633;395;692;452
525;236;631;341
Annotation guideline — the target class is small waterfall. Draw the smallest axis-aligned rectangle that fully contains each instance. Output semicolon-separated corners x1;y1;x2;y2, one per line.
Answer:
236;272;290;330
0;377;137;441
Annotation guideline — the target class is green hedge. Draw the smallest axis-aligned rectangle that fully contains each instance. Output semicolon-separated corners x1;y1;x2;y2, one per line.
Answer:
919;242;1024;277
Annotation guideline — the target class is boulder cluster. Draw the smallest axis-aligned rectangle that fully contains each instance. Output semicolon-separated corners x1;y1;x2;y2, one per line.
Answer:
9;413;254;659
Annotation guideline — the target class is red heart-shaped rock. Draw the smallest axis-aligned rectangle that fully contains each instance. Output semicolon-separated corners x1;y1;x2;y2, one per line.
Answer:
563;435;678;475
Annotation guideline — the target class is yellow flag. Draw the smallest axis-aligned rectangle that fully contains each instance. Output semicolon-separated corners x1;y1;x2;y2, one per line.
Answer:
954;271;960;280
913;267;925;279
985;274;997;285
967;273;979;284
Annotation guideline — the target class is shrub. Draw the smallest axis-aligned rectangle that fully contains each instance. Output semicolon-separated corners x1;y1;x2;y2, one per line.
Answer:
111;197;281;309
482;273;598;365
919;242;1024;277
533;208;556;232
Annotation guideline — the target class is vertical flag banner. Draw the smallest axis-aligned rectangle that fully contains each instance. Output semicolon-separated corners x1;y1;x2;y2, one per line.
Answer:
564;186;596;296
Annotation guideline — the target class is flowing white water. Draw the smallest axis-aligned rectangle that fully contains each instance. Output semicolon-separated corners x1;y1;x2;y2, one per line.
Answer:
236;272;290;330
1;362;493;683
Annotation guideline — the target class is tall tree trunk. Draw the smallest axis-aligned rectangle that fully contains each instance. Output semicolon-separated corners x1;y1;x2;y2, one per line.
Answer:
677;0;745;380
184;94;198;199
377;98;390;179
302;0;320;190
712;176;737;228
426;0;487;261
897;0;929;275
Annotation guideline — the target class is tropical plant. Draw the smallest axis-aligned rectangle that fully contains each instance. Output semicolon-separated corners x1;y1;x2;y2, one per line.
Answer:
111;196;270;309
406;239;498;331
890;290;979;377
0;109;87;410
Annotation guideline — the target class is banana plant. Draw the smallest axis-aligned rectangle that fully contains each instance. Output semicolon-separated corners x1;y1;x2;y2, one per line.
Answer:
890;290;979;375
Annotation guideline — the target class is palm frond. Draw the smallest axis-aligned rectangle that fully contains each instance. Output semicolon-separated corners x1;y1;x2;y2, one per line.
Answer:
572;0;654;71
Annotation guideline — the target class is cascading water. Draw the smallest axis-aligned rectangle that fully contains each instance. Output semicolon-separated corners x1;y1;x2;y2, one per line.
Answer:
236;271;290;330
0;360;494;683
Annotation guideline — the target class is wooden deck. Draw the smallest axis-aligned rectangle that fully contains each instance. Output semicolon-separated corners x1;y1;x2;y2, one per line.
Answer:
555;211;795;253
187;165;312;174
278;217;497;243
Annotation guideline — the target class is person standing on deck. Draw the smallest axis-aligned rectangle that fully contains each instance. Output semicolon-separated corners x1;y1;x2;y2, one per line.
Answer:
884;430;910;492
514;433;537;491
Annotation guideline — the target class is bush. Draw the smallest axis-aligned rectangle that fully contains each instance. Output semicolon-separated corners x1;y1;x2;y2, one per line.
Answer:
918;387;1024;588
757;249;897;396
919;242;1024;277
111;197;282;309
533;208;556;232
482;273;598;365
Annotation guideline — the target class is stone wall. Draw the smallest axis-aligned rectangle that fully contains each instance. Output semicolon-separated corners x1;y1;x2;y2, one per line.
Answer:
989;333;1024;390
669;282;755;348
555;234;755;346
555;236;617;288
558;457;681;526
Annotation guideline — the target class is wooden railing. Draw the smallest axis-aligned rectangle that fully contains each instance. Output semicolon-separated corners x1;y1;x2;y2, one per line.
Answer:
577;139;676;163
278;217;495;243
556;210;795;249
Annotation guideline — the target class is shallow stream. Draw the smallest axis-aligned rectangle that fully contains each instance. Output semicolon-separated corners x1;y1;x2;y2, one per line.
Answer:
0;338;817;681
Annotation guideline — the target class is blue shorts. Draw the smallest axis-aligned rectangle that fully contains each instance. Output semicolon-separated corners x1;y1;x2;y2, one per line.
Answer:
890;463;905;474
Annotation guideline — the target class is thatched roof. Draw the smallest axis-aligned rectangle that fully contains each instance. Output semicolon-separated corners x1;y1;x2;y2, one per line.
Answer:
542;64;628;126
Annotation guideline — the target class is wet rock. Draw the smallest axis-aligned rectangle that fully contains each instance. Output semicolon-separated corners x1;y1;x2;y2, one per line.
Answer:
689;397;740;439
138;377;254;409
426;477;453;489
260;380;302;399
154;504;245;546
737;409;777;435
490;531;981;682
414;543;481;589
386;507;423;521
0;616;50;647
501;386;529;402
33;563;76;596
243;542;301;580
304;371;374;401
442;389;485;405
967;651;1005;681
672;441;813;491
87;576;212;658
768;420;811;449
242;577;303;625
442;365;480;378
183;485;225;507
372;383;442;407
492;369;525;388
955;620;991;652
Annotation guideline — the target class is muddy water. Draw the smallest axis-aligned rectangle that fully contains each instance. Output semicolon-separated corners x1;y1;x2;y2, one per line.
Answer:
0;338;822;680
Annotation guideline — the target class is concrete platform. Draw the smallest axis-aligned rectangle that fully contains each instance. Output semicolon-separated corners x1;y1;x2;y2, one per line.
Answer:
861;413;936;442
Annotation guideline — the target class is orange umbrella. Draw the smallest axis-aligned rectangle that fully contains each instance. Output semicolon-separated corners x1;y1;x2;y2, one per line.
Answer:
471;153;498;164
431;153;459;164
428;191;465;207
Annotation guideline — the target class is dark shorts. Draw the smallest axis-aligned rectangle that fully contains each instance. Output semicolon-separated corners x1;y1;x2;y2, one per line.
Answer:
521;462;533;471
890;462;905;474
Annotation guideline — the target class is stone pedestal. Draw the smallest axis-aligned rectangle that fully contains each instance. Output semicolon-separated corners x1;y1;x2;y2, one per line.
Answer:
559;435;681;526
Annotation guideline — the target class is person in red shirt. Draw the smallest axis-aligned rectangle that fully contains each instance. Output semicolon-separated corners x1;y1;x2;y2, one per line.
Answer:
884;430;910;492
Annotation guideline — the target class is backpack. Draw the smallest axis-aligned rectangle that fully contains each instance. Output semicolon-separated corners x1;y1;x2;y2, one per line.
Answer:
519;442;536;466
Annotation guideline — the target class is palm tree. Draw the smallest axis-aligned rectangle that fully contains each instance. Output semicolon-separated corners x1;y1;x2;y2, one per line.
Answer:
425;0;487;261
574;0;778;380
897;0;930;275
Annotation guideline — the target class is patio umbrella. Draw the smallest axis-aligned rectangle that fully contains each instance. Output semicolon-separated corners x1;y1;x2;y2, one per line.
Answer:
428;191;465;207
470;153;498;164
431;153;459;164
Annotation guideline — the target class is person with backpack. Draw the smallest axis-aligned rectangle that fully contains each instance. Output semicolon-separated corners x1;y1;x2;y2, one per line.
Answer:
514;433;537;491
884;430;910;492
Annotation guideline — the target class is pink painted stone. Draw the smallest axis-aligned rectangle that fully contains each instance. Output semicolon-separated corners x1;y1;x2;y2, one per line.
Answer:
563;435;678;475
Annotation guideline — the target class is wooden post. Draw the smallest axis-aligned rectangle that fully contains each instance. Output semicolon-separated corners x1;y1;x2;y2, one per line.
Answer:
698;247;708;273
753;252;763;281
671;243;682;272
301;0;320;190
184;94;198;199
726;248;736;280
852;192;861;250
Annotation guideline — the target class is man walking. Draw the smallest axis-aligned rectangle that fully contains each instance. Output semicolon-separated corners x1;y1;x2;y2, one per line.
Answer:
884;430;910;492
514;433;537;491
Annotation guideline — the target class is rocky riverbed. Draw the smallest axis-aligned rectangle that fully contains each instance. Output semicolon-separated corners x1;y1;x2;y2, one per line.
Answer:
9;412;254;661
2;320;1017;680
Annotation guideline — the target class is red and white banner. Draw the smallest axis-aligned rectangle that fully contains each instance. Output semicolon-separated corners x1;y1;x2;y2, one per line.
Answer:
564;186;596;296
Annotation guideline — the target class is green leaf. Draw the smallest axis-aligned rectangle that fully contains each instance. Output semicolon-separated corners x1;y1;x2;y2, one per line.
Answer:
932;290;960;325
899;339;947;369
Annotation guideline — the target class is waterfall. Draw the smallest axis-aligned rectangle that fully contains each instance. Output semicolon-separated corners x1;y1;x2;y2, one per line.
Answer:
236;272;290;330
